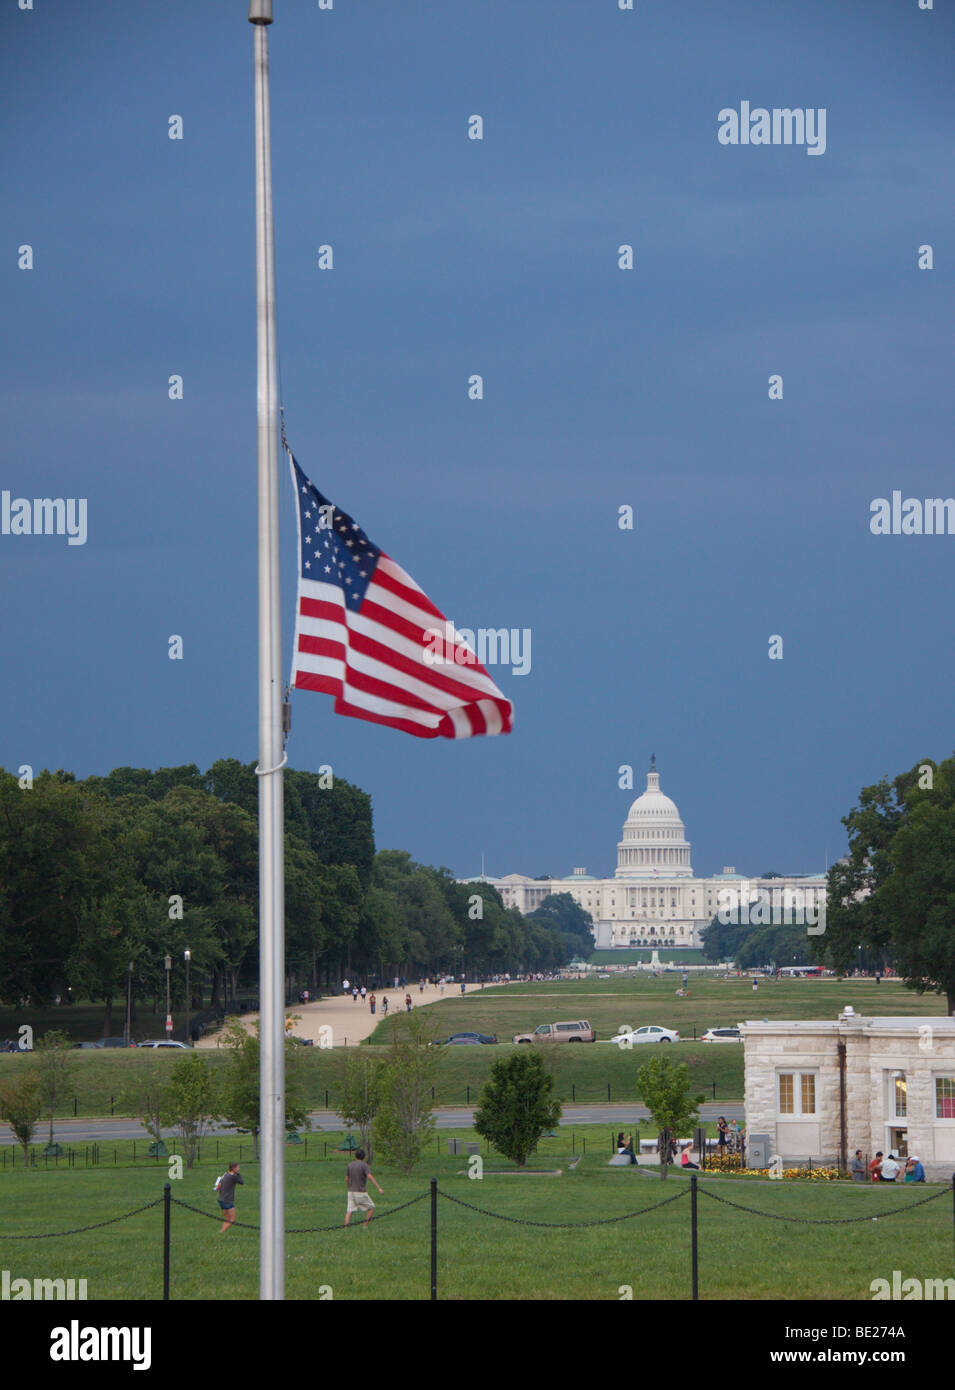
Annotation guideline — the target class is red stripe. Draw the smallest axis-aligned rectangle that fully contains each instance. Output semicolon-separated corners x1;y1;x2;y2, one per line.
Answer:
373;554;446;622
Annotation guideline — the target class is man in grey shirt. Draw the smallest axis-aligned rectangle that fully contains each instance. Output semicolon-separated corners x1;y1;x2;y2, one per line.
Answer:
850;1149;866;1181
217;1162;243;1233
344;1148;384;1227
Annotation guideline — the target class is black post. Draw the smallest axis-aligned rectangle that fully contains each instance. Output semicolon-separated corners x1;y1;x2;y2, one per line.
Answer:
711;1081;716;1101
430;1177;438;1301
951;1174;955;1271
572;1084;576;1102
466;1085;470;1104
111;1096;115;1116
73;1097;77;1117
325;1089;329;1108
690;1175;699;1301
607;1083;611;1102
163;1183;171;1301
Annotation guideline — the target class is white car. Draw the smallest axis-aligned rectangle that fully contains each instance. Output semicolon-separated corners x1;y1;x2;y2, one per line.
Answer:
701;1027;742;1043
606;1025;680;1046
137;1040;190;1049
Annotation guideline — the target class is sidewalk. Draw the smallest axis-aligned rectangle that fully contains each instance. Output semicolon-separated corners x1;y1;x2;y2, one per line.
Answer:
197;980;482;1048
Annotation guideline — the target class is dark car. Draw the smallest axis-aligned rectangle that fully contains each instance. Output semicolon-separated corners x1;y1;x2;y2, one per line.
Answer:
74;1040;105;1049
441;1031;498;1045
0;1039;29;1053
99;1037;137;1048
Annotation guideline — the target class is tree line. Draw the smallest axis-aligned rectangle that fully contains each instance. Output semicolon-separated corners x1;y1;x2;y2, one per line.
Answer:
0;761;581;1031
700;752;955;1012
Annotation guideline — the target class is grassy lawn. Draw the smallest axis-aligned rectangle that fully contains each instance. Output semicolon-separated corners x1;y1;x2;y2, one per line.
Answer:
0;1131;949;1300
2;976;943;1116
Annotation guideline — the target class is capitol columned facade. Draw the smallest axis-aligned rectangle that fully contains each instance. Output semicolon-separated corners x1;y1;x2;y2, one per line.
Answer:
462;759;827;951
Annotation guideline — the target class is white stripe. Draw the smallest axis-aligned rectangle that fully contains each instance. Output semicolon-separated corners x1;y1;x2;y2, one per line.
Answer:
339;680;444;730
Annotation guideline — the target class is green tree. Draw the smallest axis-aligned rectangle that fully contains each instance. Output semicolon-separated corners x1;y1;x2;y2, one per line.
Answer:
34;1029;74;1147
0;1070;43;1163
120;1066;170;1147
165;1050;218;1168
218;1019;308;1157
338;1051;384;1160
372;1013;443;1174
820;755;955;1011
636;1054;705;1180
474;1051;562;1167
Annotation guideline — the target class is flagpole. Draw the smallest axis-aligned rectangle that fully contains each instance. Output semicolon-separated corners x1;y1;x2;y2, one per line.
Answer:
249;0;286;1301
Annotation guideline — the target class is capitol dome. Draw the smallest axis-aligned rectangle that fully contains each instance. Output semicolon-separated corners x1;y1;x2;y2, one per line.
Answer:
615;758;693;879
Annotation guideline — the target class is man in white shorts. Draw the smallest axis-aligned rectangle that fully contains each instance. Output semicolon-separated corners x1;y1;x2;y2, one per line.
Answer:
344;1148;384;1227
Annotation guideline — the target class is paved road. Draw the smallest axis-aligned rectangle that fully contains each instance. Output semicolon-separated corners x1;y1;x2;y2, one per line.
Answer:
0;1103;744;1145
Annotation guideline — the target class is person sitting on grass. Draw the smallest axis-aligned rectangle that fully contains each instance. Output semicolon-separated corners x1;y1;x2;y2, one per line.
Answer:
680;1144;699;1171
904;1155;925;1183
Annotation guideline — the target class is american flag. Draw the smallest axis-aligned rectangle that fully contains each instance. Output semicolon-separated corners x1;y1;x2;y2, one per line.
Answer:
288;455;514;739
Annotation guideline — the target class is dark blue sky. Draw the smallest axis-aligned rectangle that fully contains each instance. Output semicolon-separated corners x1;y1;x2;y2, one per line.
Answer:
2;0;952;883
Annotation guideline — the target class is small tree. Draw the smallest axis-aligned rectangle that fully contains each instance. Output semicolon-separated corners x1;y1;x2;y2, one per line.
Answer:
165;1050;218;1168
0;1071;43;1163
120;1066;170;1146
339;1051;384;1161
474;1051;562;1167
636;1054;705;1180
372;1013;443;1174
35;1029;74;1146
218;1018;308;1158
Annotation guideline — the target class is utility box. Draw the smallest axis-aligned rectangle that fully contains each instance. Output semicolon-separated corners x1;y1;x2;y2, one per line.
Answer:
748;1133;772;1169
693;1126;706;1158
464;1141;480;1156
447;1138;462;1155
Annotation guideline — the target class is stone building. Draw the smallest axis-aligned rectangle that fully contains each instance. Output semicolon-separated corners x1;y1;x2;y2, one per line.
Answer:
741;1009;955;1173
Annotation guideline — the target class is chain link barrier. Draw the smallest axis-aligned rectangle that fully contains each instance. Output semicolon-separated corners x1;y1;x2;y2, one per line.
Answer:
700;1183;949;1225
169;1191;429;1233
436;1185;690;1228
1;1197;164;1240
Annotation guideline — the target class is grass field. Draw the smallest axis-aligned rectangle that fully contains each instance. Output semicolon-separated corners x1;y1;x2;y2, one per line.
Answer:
2;976;943;1116
0;1134;950;1301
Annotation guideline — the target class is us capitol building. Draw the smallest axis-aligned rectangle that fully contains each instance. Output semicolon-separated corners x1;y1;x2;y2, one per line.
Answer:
462;759;826;951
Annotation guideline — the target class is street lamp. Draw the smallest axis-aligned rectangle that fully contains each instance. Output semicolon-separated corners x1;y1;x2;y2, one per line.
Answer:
164;954;172;1036
184;948;191;1046
124;960;133;1046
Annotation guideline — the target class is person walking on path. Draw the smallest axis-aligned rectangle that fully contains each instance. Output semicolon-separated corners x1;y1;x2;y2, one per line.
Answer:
352;987;359;1003
405;992;413;1012
419;979;425;993
342;978;350;995
344;1148;384;1228
382;996;389;1015
460;979;466;995
215;1162;243;1233
850;1149;866;1181
716;1117;729;1152
369;992;376;1015
360;985;367;1001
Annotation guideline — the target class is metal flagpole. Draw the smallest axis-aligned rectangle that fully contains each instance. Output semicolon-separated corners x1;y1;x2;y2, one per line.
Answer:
249;0;286;1301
